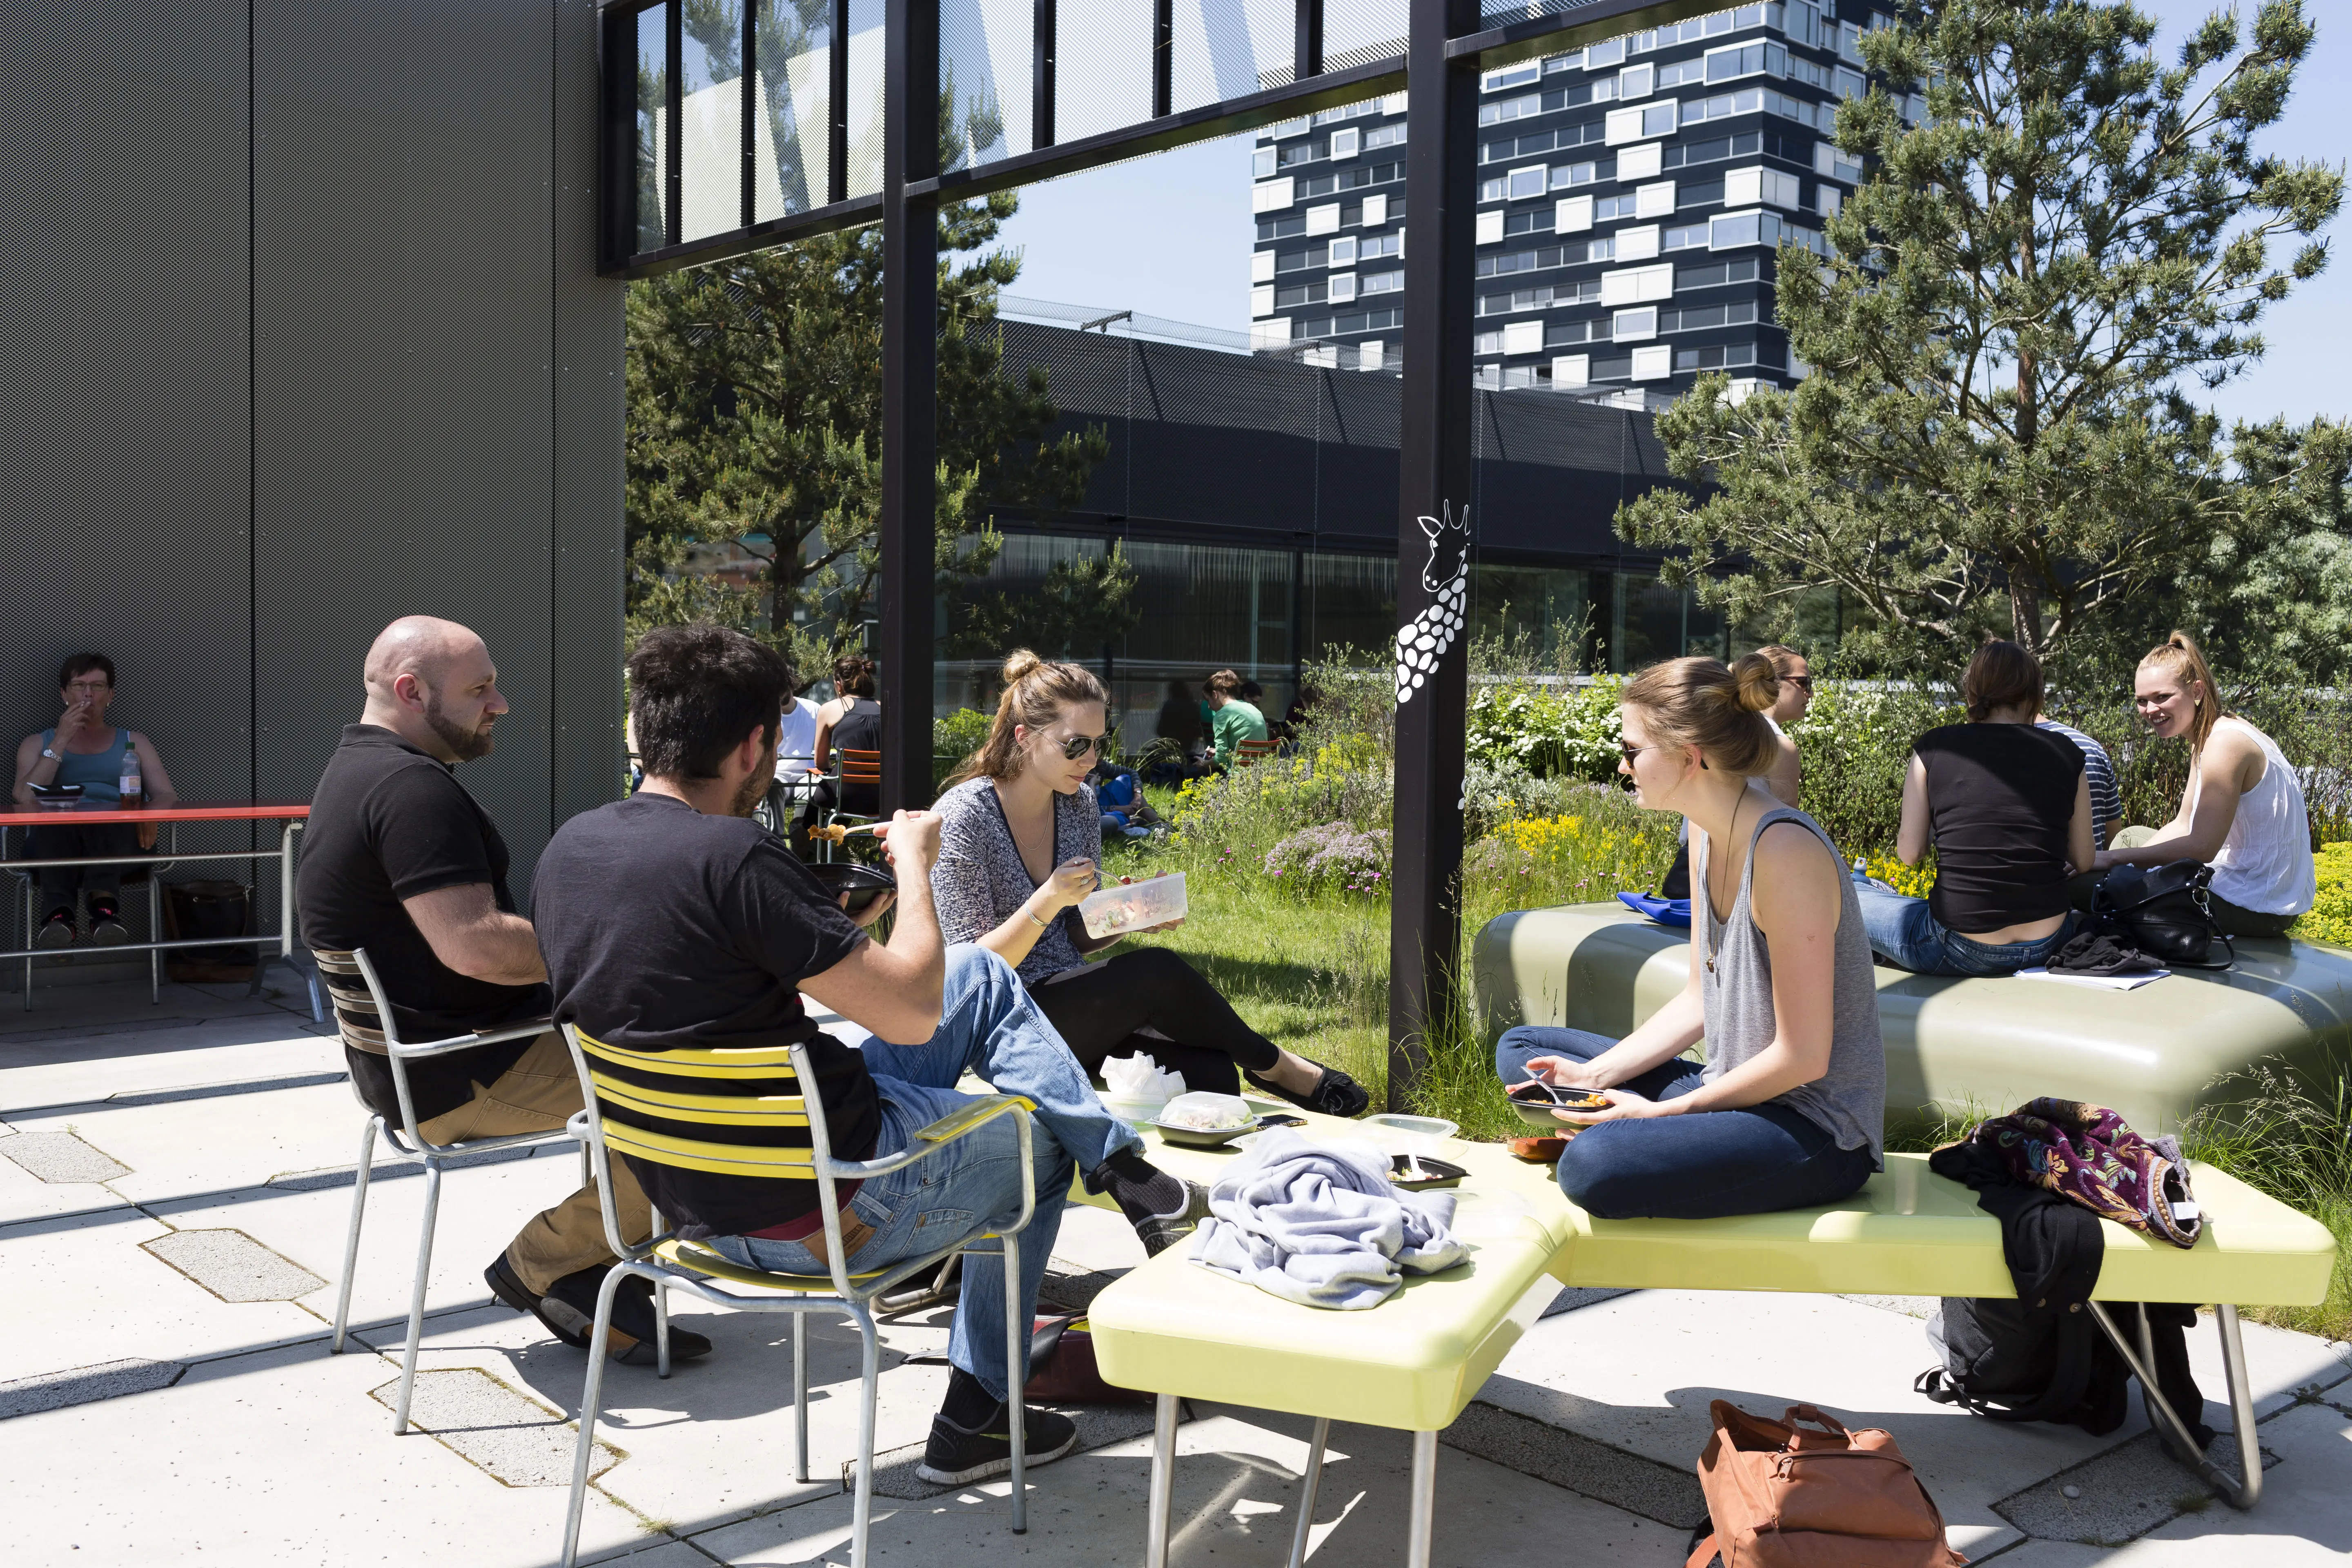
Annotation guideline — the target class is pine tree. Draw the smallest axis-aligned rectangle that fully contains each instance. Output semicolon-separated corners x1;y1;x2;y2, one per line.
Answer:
1619;0;2348;674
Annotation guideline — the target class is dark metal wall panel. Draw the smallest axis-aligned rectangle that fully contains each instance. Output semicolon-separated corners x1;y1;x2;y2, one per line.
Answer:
0;2;254;810
552;0;631;827
256;0;582;898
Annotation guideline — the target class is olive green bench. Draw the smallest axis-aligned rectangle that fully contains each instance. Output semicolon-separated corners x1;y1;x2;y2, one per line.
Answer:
1471;901;2352;1135
1082;1113;2335;1566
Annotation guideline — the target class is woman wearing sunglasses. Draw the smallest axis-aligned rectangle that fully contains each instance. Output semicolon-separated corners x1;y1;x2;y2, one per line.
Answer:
928;650;1369;1117
1493;653;1883;1219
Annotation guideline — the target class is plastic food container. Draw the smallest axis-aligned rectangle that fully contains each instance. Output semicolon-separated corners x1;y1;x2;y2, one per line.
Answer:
1078;873;1187;939
1361;1113;1459;1158
1156;1091;1255;1131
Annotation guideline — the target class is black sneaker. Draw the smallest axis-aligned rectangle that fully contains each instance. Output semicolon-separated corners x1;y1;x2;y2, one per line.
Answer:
1247;1060;1371;1119
483;1253;712;1365
916;1390;1081;1485
1132;1179;1214;1259
34;911;75;950
89;914;129;946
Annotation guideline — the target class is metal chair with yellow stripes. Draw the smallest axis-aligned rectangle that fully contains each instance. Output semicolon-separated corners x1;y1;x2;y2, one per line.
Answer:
556;1022;1043;1568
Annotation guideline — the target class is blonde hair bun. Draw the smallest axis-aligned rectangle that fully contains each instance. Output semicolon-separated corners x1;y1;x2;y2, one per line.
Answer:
999;649;1044;685
1730;651;1780;714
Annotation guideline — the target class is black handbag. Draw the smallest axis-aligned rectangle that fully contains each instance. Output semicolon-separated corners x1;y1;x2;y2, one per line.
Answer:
2091;860;2233;970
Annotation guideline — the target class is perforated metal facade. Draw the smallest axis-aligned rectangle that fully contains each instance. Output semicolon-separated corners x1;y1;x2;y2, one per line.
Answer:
2;0;624;920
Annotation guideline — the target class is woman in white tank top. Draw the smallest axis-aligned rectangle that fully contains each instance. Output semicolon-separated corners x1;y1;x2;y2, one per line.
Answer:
2093;632;2315;937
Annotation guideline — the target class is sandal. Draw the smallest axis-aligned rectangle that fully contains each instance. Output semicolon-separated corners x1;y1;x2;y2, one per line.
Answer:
1247;1061;1370;1119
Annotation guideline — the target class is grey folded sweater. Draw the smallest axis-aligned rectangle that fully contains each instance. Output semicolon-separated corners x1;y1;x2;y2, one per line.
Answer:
1188;1128;1468;1309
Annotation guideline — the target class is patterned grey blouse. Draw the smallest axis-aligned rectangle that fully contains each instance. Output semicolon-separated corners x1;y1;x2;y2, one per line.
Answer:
930;775;1100;983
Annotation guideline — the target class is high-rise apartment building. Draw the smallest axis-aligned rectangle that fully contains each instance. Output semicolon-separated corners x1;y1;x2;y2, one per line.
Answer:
1250;1;1913;404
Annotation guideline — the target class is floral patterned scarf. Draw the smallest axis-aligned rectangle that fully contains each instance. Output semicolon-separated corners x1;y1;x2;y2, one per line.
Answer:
1940;1098;2201;1250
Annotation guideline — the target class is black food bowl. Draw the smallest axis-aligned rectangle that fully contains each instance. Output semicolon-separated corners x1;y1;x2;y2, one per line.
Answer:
806;860;896;917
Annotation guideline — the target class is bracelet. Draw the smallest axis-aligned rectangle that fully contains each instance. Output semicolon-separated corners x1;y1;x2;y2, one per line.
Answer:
1027;907;1051;931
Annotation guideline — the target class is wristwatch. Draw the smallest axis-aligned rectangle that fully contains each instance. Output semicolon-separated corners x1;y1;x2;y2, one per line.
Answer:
40;747;58;761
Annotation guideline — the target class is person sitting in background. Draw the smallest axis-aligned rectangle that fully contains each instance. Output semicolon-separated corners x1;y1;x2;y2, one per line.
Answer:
1203;669;1267;770
797;654;882;846
11;654;179;948
1495;653;1884;1219
1088;756;1158;840
1850;641;2093;977
2090;631;2315;937
1662;644;1806;900
2036;708;2121;850
298;617;685;1365
1147;679;1204;784
932;652;1369;1116
535;626;1213;1480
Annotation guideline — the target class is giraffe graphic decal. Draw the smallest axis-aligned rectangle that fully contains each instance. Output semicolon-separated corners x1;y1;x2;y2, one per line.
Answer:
1394;502;1469;705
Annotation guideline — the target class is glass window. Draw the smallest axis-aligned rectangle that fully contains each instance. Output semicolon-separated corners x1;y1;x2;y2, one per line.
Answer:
1508;164;1548;199
678;6;745;243
635;6;670;252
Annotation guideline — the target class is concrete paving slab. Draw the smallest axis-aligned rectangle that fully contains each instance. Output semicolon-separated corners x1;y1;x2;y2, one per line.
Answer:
0;1335;657;1567
145;1227;329;1301
1977;1542;2111;1567
0;1003;331;1092
0;1207;327;1382
10;1078;374;1201
2098;1402;2352;1564
371;1365;622;1485
0;1356;186;1419
0;1128;131;1181
389;1300;962;1537
0;1136;120;1224
1443;1399;1704;1527
691;1408;1693;1566
866;1400;1165;1500
1998;1424;2279;1546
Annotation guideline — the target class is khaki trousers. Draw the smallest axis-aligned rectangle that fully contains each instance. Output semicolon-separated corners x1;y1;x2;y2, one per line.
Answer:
415;1030;651;1296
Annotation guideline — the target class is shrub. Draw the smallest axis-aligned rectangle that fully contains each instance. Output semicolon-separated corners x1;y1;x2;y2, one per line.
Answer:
932;708;994;786
2297;843;2352;948
1462;791;1676;922
1787;679;1959;859
1263;822;1392;896
1464;677;1625;784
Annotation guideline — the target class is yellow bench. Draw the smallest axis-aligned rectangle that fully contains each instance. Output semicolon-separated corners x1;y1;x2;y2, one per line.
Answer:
1085;1116;2335;1568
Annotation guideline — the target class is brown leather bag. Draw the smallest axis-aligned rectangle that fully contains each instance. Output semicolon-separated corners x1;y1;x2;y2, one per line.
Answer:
1686;1402;1967;1568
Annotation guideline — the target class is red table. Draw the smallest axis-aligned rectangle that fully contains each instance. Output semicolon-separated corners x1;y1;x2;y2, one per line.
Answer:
1;802;312;1010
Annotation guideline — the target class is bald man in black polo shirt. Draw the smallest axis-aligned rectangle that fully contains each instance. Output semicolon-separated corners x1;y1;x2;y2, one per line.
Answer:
301;616;707;1365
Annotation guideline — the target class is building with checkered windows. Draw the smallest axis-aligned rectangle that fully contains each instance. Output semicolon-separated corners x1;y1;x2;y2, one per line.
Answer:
1249;0;1917;405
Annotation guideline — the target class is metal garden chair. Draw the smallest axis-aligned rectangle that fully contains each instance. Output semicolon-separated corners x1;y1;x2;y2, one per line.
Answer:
556;1022;1041;1568
314;947;572;1434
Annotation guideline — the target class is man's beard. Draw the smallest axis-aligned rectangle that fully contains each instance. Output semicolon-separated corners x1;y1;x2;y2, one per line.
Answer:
727;764;772;818
425;692;495;762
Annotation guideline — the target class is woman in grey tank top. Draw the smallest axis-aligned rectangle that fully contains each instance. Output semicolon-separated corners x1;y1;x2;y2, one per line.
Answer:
1492;654;1885;1219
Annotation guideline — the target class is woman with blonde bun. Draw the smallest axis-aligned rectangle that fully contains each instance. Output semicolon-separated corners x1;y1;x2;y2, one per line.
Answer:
930;651;1370;1117
2089;632;2314;937
1493;654;1884;1218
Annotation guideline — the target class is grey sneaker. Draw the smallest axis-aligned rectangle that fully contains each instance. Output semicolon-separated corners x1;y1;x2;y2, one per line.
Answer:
1133;1179;1215;1258
90;917;130;947
34;912;76;949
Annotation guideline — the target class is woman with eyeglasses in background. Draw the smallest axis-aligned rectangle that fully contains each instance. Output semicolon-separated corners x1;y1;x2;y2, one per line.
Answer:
928;650;1369;1116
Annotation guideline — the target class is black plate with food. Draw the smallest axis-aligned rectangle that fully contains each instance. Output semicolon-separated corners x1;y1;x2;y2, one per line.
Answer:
1389;1154;1468;1190
1506;1079;1611;1130
804;860;896;917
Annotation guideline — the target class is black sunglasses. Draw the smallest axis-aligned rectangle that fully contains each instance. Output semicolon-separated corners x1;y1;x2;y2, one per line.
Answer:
1058;732;1111;761
1784;674;1815;690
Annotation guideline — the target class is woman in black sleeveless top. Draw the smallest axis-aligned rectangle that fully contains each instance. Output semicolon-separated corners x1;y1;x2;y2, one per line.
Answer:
797;655;884;840
1851;642;2094;976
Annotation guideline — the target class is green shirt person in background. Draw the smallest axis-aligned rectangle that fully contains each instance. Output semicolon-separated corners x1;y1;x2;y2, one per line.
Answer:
1203;669;1267;768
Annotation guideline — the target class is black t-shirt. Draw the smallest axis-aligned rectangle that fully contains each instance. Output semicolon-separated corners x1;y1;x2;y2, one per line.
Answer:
1917;722;2086;933
531;793;877;1238
299;726;547;1122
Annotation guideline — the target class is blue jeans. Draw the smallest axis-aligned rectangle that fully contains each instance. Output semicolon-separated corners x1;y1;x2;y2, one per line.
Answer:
1849;878;2066;977
1494;1027;1875;1220
712;945;1144;1400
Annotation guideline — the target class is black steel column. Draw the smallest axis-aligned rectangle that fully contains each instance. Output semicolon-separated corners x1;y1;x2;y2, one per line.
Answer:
880;0;940;811
1294;0;1324;82
829;0;852;204
1388;0;1479;1109
1033;0;1056;147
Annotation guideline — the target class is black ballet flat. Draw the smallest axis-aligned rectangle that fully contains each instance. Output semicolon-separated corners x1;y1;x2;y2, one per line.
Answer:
1247;1062;1371;1119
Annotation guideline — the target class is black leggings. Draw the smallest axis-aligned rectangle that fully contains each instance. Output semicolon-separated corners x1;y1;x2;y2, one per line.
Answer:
1031;947;1282;1098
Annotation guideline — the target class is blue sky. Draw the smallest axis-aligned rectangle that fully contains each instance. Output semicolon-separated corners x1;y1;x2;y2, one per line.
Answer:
990;0;2348;426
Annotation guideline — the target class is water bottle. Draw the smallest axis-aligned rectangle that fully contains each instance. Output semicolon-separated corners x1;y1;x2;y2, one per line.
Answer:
118;743;142;808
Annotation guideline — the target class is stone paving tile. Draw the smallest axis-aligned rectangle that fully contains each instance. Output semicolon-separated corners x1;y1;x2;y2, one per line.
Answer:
1441;1398;1705;1527
1998;1427;2280;1546
145;1227;329;1302
9;1076;364;1202
0;1128;131;1181
0;1207;327;1382
370;1365;622;1486
0;1138;122;1225
1978;1542;2112;1567
0;1356;186;1419
2098;1402;2352;1564
691;1409;1693;1566
0;1335;657;1566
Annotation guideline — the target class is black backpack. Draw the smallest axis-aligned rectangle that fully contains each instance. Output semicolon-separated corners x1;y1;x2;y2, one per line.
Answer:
1916;1297;2209;1444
